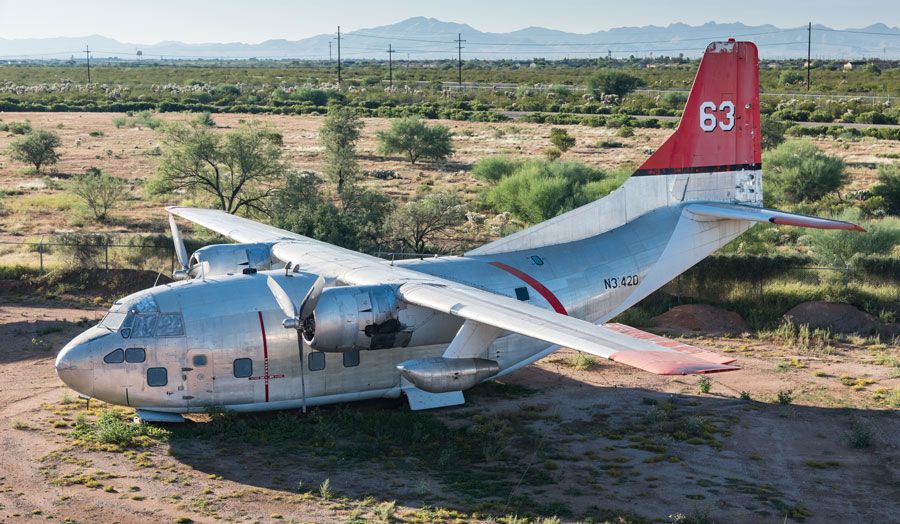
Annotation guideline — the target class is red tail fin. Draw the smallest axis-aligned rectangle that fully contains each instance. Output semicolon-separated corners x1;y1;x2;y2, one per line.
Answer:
635;40;760;176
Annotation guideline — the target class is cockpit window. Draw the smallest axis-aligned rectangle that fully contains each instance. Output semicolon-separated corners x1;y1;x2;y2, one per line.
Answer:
129;314;157;339
156;314;185;337
103;348;124;364
98;312;127;331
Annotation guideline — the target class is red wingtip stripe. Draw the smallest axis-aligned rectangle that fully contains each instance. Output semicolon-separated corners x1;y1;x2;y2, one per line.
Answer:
769;217;866;231
488;261;568;315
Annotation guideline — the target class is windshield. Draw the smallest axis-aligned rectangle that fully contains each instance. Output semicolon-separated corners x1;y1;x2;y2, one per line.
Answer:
98;311;128;331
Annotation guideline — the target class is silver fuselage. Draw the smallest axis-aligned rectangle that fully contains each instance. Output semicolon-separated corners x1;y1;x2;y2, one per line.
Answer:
56;200;752;413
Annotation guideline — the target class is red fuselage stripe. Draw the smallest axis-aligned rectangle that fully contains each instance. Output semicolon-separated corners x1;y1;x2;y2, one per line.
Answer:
257;311;269;402
488;261;568;315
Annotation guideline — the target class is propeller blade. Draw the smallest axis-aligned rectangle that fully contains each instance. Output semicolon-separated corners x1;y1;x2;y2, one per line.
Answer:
266;276;299;320
298;275;326;320
168;214;190;270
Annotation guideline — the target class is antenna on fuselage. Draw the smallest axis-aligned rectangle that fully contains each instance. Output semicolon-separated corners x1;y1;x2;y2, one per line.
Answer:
284;261;292;277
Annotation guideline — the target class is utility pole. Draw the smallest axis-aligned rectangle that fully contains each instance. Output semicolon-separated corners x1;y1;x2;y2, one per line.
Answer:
336;26;342;85
806;22;812;91
455;33;465;87
387;43;396;88
84;45;92;84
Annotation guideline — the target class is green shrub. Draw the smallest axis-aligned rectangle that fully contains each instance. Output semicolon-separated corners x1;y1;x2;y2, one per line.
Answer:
376;117;453;164
763;141;848;205
543;147;562;161
616;126;635;138
6;120;32;135
698;377;712;394
73;410;169;450
54;232;111;268
586;70;645;98
548;127;576;152
70;168;127;222
195;111;216;127
7;129;61;173
803;211;899;264
779;70;805;85
776;390;793;405
760;115;789;150
471;156;523;183
483;160;610;223
872;163;900;216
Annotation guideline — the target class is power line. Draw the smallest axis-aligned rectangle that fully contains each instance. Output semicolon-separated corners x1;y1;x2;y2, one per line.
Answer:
815;27;900;37
807;22;812;91
83;45;91;84
387;43;396;88
336;26;342;85
455;33;465;86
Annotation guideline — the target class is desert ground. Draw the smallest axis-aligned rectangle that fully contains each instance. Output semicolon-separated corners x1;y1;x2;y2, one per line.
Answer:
0;112;898;523
0;297;897;523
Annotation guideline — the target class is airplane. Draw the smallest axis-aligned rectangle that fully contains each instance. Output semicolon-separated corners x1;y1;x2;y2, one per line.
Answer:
55;40;863;423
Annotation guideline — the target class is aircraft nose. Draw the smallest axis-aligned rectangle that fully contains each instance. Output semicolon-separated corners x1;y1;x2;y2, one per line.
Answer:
55;338;95;398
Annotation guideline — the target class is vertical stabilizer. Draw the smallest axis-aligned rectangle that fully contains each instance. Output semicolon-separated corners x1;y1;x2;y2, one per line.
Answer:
635;40;760;177
468;40;763;257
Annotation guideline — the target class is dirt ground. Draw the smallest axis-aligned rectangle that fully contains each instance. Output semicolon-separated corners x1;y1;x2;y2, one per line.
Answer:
0;298;897;523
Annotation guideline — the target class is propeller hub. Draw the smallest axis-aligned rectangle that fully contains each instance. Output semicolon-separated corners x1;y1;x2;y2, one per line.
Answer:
282;318;300;330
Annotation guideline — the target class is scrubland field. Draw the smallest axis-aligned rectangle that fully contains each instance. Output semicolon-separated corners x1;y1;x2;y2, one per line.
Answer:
0;106;897;523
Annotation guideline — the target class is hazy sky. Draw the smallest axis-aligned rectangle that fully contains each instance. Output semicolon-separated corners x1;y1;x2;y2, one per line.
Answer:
1;0;897;43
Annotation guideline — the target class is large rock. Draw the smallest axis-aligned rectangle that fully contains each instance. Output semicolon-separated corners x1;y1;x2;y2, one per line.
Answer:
784;301;878;334
651;304;749;335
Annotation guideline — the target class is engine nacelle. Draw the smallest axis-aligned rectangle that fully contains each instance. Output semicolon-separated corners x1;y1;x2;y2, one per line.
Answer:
303;284;412;352
189;243;274;278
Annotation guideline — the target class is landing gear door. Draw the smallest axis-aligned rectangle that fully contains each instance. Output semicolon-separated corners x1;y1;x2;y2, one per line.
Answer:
183;349;215;409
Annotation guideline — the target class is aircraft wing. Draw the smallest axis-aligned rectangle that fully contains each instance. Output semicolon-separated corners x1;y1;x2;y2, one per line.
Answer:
394;280;737;375
168;206;737;375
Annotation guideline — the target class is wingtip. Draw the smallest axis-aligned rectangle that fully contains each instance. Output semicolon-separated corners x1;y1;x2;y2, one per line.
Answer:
609;350;740;375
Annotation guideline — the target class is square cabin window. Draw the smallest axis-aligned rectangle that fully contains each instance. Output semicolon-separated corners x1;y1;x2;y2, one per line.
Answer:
147;367;167;387
343;350;360;368
233;358;253;378
125;347;145;363
515;286;530;301
192;355;207;367
308;351;325;372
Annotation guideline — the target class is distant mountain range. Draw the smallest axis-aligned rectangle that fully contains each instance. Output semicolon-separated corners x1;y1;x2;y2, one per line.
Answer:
1;17;898;61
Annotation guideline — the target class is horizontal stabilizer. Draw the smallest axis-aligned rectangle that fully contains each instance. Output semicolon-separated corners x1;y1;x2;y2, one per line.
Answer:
686;203;865;231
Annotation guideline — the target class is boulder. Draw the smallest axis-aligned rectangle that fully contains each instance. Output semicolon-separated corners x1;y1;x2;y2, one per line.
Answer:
651;304;749;335
784;301;878;334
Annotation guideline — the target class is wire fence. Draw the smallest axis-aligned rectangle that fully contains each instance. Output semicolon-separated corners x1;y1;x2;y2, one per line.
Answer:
0;240;176;275
0;240;865;294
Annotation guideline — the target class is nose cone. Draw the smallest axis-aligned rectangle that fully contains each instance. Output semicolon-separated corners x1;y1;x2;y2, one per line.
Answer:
55;332;99;398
